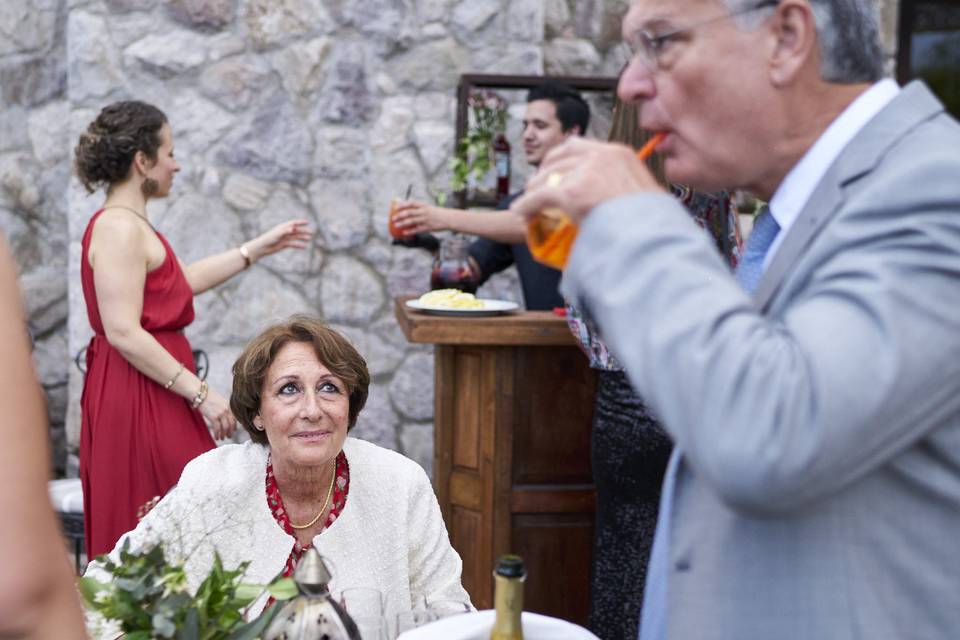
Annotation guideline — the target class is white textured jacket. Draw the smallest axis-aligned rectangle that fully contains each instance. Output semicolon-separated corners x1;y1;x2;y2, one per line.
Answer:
85;437;470;630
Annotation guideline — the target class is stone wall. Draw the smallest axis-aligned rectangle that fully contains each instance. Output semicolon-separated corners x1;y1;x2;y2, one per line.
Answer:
1;0;70;474
2;0;901;478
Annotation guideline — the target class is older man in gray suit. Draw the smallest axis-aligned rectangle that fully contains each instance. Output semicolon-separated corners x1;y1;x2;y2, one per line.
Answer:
513;0;960;638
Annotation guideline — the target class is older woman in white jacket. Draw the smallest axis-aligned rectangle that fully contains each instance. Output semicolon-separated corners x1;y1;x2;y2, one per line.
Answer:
84;315;470;629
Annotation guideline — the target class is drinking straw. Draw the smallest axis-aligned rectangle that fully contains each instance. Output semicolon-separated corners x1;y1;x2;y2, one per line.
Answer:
636;131;666;162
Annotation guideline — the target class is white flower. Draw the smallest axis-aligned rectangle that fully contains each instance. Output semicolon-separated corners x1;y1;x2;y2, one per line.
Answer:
86;610;122;640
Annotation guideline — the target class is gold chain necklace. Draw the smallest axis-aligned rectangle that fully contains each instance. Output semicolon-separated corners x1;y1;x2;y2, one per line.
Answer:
103;203;149;222
289;465;337;530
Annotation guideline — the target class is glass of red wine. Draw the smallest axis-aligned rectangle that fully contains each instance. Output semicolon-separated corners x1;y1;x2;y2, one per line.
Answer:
430;235;479;294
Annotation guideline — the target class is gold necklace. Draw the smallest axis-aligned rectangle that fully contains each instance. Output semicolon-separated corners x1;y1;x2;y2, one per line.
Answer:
104;203;149;222
289;465;337;530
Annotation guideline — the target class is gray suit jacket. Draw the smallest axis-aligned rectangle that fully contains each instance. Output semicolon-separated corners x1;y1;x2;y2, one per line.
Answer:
563;81;960;639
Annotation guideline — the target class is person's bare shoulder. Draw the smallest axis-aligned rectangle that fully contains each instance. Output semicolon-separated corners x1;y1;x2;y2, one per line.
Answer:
88;209;151;265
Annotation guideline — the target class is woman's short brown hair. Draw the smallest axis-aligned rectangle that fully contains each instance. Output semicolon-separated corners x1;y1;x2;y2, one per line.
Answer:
230;316;370;445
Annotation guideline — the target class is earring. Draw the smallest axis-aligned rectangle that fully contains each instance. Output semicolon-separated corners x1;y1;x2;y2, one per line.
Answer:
253;417;264;431
141;177;159;196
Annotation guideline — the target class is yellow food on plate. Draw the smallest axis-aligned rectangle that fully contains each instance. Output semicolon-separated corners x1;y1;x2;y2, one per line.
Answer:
418;289;485;309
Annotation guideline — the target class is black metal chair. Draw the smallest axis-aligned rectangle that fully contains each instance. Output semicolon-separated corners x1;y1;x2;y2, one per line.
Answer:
48;479;85;574
74;347;209;380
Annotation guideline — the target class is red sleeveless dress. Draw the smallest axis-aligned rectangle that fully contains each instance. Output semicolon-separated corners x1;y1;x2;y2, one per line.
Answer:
79;210;215;559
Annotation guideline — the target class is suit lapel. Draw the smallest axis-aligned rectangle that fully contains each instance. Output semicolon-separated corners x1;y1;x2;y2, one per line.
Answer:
752;81;945;311
753;180;843;309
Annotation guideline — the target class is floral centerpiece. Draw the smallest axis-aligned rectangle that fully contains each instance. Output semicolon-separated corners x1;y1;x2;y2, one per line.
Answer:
449;89;508;203
79;540;296;640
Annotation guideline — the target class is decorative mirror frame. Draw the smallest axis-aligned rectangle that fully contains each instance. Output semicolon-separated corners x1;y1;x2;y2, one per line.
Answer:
453;73;618;208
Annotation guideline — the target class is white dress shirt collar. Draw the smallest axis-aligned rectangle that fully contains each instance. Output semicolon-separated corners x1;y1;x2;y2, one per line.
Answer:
764;78;901;267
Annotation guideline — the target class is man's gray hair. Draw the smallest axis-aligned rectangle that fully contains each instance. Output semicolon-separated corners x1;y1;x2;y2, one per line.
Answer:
724;0;884;83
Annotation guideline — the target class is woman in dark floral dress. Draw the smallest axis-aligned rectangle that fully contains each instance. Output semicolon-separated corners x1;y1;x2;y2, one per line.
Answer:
568;100;742;640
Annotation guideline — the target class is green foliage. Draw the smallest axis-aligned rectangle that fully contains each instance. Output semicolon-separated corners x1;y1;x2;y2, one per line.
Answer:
80;540;295;640
449;89;507;194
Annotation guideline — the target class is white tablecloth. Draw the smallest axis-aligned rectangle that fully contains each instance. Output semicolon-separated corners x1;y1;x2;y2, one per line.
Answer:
397;610;599;640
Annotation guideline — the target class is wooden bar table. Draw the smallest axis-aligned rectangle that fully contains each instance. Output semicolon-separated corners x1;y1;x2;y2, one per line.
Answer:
394;297;596;624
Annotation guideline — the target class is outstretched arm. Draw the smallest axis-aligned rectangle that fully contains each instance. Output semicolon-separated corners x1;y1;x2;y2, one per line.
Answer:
0;236;88;639
393;200;526;244
183;219;313;294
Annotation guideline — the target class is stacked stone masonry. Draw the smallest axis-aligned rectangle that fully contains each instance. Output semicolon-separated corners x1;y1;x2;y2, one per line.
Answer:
0;0;901;477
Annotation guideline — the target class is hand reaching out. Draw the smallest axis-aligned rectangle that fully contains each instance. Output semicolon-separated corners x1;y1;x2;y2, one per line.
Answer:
246;219;313;261
392;200;453;235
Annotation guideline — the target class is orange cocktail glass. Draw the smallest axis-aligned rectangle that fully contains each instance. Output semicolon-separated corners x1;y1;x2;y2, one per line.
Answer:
527;132;666;269
387;198;410;240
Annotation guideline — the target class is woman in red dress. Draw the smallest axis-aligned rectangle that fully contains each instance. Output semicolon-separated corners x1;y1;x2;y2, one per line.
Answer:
74;101;313;558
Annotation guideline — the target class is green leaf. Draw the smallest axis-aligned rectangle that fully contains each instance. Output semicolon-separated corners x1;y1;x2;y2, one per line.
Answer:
153;611;177;638
216;608;243;630
225;605;280;640
163;592;192;614
114;577;139;592
233;583;263;604
265;577;298;601
112;596;148;627
77;576;109;608
177;608;200;640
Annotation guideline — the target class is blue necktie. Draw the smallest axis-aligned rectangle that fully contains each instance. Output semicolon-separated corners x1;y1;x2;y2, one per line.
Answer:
639;206;780;640
735;205;780;294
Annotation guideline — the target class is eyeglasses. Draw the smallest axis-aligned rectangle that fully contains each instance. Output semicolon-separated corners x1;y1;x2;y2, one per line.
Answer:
625;0;780;71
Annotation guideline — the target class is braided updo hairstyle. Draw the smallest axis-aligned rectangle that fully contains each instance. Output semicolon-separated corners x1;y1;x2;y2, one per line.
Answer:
74;100;168;194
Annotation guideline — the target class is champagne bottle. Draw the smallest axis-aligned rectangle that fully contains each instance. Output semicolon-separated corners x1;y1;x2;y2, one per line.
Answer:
490;554;525;640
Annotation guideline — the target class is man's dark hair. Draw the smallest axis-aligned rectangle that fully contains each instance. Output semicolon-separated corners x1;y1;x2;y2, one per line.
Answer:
527;83;590;135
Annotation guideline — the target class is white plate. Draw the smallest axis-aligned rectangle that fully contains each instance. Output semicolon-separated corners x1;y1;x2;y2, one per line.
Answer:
406;298;519;317
397;610;599;640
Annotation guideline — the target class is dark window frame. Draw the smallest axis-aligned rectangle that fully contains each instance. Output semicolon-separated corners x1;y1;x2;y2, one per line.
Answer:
896;0;916;84
896;0;960;117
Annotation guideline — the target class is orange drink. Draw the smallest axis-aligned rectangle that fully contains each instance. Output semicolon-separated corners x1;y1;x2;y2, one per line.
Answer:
527;208;578;270
387;198;408;240
527;132;666;269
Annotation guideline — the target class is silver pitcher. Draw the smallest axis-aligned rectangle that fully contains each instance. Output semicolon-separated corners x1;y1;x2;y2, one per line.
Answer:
262;548;361;640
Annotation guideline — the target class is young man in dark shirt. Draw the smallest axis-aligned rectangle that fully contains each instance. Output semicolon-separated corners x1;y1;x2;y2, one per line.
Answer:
394;83;590;310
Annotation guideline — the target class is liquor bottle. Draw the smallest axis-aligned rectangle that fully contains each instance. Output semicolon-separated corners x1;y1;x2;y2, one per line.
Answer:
493;132;511;201
490;554;525;640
